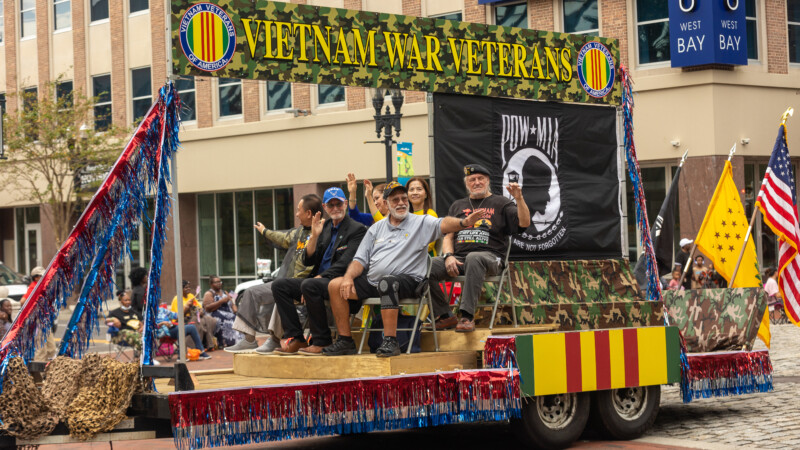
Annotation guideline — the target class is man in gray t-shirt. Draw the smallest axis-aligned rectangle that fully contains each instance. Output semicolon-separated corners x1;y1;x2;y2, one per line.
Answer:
322;181;482;357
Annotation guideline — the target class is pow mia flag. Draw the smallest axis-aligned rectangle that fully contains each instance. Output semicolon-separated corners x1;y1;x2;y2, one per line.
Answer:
433;94;621;260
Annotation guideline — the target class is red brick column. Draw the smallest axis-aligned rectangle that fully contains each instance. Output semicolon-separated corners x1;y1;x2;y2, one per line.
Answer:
5;0;18;112
110;0;127;126
151;0;167;97
71;0;87;95
529;0;554;30
464;0;486;23
35;0;51;96
766;0;788;74
243;79;260;122
401;0;425;103
195;77;213;128
601;0;629;68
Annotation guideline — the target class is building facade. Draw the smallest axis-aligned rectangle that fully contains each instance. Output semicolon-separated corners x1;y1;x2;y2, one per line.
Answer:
1;0;799;298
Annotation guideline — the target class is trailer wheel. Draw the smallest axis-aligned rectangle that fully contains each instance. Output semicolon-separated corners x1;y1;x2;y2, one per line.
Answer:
512;392;590;449
592;385;660;440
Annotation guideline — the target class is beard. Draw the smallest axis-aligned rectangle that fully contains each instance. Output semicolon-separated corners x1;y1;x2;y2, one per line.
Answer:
389;205;409;221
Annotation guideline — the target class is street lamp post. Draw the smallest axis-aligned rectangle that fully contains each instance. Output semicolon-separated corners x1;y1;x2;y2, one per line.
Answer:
370;88;404;183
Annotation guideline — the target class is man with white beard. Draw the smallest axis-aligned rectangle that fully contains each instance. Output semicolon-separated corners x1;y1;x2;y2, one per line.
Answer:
322;182;482;357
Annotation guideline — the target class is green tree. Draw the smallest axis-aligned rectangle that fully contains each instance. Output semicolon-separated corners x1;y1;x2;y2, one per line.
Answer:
1;78;129;246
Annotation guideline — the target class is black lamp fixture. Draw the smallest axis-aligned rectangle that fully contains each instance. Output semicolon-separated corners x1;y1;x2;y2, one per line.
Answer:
370;88;404;182
0;96;6;160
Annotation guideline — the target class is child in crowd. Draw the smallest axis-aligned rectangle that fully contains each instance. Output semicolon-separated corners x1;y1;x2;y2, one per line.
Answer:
667;269;684;291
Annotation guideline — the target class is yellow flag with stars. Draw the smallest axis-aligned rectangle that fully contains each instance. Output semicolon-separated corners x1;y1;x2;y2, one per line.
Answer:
694;161;768;346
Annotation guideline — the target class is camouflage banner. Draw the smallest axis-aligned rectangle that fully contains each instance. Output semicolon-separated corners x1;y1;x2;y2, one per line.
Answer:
171;0;621;104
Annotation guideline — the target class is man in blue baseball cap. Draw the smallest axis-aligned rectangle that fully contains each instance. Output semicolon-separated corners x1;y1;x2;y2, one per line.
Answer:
272;186;367;355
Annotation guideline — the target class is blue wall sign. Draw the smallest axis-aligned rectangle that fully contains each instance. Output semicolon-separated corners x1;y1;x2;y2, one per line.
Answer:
668;0;748;67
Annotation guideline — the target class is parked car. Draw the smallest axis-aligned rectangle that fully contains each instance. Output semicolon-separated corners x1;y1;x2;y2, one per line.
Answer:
0;262;28;308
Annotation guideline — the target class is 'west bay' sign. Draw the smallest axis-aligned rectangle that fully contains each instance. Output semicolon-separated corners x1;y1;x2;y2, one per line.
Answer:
171;0;621;105
668;0;748;67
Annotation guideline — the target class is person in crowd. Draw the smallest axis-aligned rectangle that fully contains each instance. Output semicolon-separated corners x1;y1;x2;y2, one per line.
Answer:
667;269;684;291
406;177;439;256
323;182;482;357
128;267;149;316
224;194;322;354
22;266;56;361
107;289;143;353
363;180;389;221
21;266;44;304
171;280;217;350
0;299;13;338
272;187;367;355
692;255;709;289
345;173;375;227
674;238;693;291
202;276;241;348
763;267;784;323
426;164;531;333
156;298;211;360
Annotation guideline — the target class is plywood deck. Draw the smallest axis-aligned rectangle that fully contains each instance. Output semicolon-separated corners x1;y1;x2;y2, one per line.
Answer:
420;324;558;351
233;350;478;379
155;371;324;393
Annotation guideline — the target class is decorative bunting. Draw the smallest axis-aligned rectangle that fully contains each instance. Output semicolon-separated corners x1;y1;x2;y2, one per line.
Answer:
168;369;520;450
680;350;773;402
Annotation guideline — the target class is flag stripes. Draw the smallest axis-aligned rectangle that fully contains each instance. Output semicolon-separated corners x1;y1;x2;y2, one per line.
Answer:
188;12;227;63
517;327;680;396
756;124;800;326
582;49;610;91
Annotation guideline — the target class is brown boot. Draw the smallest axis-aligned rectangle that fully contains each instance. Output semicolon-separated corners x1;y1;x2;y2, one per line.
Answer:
273;337;309;355
422;315;458;331
298;345;325;356
455;317;475;333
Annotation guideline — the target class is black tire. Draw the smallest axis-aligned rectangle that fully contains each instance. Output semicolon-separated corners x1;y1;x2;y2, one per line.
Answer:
591;385;660;440
512;392;591;449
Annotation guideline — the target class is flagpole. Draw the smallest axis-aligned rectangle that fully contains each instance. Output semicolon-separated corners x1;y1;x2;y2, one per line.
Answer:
674;148;692;288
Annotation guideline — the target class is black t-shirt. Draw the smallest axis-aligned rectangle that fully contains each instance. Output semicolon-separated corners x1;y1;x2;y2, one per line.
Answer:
109;308;143;332
131;285;146;316
674;251;692;290
448;194;520;258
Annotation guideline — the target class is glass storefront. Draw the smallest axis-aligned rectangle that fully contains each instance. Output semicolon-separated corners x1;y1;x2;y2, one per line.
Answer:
197;188;294;293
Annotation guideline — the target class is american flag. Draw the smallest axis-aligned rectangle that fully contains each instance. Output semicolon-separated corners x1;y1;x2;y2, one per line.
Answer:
756;125;800;324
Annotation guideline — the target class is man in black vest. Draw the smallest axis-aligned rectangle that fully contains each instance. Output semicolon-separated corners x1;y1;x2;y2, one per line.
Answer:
272;187;367;355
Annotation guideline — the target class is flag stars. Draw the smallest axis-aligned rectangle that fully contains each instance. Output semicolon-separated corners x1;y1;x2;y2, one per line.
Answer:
722;220;727;226
735;233;741;240
728;245;734;252
717;245;723;251
721;257;727;263
725;233;730;239
715;232;720;238
732;221;737;227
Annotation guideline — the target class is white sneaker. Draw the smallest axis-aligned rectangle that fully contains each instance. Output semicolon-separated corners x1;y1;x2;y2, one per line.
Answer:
255;337;281;355
224;339;259;353
151;359;161;366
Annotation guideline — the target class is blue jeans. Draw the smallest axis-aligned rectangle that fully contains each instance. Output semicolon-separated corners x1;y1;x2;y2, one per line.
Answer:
169;324;203;350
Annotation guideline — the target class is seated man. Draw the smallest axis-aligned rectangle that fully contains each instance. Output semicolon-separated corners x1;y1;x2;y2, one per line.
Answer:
107;289;143;353
272;187;367;355
0;299;12;338
428;164;530;332
171;280;217;350
224;194;322;354
324;182;481;357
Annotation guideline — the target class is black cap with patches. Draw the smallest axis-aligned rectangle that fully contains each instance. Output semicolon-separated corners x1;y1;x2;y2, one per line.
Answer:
383;181;407;199
464;164;491;177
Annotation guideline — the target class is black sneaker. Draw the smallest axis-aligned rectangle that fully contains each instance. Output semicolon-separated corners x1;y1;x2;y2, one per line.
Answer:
375;336;401;358
322;338;357;356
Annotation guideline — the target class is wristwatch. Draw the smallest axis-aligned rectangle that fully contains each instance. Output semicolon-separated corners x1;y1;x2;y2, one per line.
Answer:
443;252;454;259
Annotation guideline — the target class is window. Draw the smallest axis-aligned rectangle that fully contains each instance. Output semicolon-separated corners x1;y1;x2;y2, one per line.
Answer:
91;0;108;22
15;207;41;276
92;74;112;131
0;0;4;44
790;0;800;63
197;189;294;292
54;0;70;30
744;0;757;60
22;87;37;139
494;2;527;28
22;87;37;110
56;80;73;109
636;0;670;64
627;166;680;263
21;0;35;38
218;78;242;117
129;0;148;14
131;67;152;123
433;12;462;21
175;76;196;122
318;84;344;105
563;0;599;36
267;81;291;111
0;93;5;116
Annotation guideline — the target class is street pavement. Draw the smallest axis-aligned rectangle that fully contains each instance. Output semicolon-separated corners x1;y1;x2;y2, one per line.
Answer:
35;320;800;449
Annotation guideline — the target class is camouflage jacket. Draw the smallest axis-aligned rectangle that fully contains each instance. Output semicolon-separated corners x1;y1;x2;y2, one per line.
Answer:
263;227;313;279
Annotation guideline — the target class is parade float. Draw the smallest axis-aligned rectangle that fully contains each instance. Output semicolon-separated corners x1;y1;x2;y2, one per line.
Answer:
0;1;785;448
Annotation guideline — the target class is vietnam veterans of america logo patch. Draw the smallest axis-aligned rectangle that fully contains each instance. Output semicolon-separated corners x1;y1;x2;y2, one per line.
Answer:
180;3;236;72
577;42;614;98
